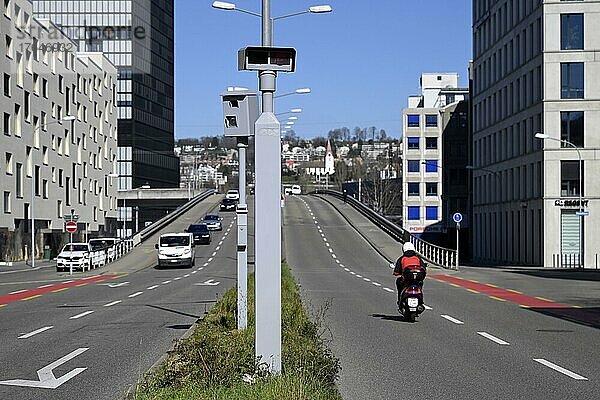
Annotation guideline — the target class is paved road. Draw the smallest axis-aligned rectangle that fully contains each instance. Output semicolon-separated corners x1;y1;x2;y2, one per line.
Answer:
0;194;252;400
283;194;600;400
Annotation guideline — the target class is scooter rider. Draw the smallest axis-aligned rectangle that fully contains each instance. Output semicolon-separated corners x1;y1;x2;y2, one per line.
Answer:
393;242;427;306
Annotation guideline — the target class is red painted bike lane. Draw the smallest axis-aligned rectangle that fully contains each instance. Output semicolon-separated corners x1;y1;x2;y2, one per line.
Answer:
0;275;120;307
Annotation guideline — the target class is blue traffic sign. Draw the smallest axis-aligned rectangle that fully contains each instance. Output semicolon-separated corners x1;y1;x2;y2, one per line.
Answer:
576;211;590;217
453;213;463;224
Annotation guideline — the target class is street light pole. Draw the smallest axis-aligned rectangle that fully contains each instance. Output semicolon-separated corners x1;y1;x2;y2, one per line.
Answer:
237;138;248;330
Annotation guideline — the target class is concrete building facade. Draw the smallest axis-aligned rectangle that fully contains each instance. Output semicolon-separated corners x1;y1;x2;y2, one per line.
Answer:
472;0;600;268
0;0;118;260
402;73;469;237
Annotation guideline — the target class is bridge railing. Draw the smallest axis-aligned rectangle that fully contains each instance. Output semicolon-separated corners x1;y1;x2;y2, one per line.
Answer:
312;189;458;270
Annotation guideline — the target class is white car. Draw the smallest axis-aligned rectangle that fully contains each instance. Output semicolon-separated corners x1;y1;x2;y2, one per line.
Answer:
291;185;302;195
88;238;118;262
225;189;240;200
155;233;195;268
56;243;92;272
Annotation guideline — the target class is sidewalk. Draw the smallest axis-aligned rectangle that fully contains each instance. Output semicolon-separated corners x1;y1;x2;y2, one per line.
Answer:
0;260;55;274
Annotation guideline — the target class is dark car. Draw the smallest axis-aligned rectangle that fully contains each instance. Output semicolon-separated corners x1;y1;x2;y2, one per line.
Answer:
220;198;237;211
203;213;223;231
185;224;211;244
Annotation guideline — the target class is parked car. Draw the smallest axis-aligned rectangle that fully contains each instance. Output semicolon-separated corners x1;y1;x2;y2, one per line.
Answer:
226;189;240;200
220;198;237;211
56;243;92;272
203;214;223;231
186;224;212;245
155;233;195;268
284;186;293;195
291;185;302;195
88;238;118;262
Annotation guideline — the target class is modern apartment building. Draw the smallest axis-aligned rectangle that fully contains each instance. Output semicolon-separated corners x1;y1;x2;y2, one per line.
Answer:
32;0;179;190
0;0;118;260
472;0;600;267
402;73;470;246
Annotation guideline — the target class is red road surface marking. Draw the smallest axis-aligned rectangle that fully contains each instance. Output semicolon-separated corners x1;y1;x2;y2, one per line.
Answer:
429;274;573;309
0;275;119;307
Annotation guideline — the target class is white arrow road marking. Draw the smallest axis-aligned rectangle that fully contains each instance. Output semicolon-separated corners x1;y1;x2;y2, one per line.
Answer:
147;285;159;290
441;315;464;325
195;279;220;286
534;359;588;380
477;332;510;345
103;300;122;307
19;326;54;339
69;311;94;320
0;348;89;389
128;291;143;298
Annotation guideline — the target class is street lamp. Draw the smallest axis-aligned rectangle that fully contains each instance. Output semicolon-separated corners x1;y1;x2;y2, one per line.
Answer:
29;115;75;268
535;132;585;268
275;88;311;99
275;108;302;116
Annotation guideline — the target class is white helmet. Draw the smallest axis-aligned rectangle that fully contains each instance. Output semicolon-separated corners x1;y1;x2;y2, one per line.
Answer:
403;242;415;253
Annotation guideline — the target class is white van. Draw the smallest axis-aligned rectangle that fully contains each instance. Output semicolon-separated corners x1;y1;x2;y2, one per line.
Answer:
291;185;302;195
155;233;195;268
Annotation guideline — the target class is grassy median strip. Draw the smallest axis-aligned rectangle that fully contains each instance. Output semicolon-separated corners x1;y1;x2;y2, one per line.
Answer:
134;261;341;400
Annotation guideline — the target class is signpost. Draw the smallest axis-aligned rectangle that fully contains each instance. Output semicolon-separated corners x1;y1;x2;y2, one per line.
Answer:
453;213;463;269
64;210;78;275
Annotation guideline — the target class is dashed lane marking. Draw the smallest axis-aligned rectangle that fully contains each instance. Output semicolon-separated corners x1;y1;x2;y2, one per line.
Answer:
383;288;394;293
69;310;94;320
147;285;159;290
477;332;510;345
173;277;181;281
332;254;337;259
128;292;143;298
18;326;54;339
363;278;371;282
356;274;363;278
191;271;197;274
103;300;122;307
441;315;464;325
20;295;42;301
203;263;209;267
162;280;172;284
372;282;381;287
184;274;190;278
533;359;588;380
9;290;27;295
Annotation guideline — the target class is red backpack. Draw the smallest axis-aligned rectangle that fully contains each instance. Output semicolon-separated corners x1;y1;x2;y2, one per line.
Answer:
401;255;422;271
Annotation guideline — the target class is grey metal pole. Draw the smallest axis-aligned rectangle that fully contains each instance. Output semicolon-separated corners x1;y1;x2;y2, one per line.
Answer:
577;146;583;269
456;223;460;269
237;139;248;330
30;160;35;268
254;0;282;374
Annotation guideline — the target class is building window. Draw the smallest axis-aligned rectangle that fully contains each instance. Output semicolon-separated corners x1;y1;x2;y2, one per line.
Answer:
408;206;420;221
34;165;40;196
561;160;583;197
425;137;438;150
3;73;10;97
425;160;438;173
561;14;583;50
14;104;21;136
24;91;30;122
426;206;438;221
408;182;420;196
425;182;438;196
3;113;10;135
3;191;10;214
15;163;22;198
42;78;48;98
57;200;62;218
42;179;48;199
407;160;420;173
561;62;584;99
5;35;13;58
425;115;438;127
407;137;420;150
407;115;420;128
560;111;583;148
5;152;12;175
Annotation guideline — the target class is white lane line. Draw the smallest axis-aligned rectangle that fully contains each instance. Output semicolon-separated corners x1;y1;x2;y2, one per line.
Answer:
198;267;204;271
207;258;213;262
356;274;363;278
128;291;143;298
372;282;381;287
477;332;510;345
325;243;330;247
203;263;209;267
18;326;54;339
219;241;223;246
9;289;27;295
184;274;190;278
328;248;333;253
37;284;53;289
103;300;122;307
147;285;159;290
162;280;172;284
69;311;94;320
322;237;327;242
212;252;217;257
533;359;588;380
344;268;350;271
335;259;340;264
441;315;464;325
191;271;197;274
216;246;221;250
332;254;337;259
363;277;371;282
340;264;345;268
314;221;318;225
383;288;394;292
62;280;74;284
424;305;433;310
350;272;356;275
174;277;182;281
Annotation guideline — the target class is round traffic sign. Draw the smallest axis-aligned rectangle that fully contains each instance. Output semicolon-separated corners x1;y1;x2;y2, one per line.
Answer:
453;213;463;224
66;221;78;233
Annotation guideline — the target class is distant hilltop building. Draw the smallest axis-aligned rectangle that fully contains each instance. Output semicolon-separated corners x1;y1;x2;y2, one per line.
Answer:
324;140;335;175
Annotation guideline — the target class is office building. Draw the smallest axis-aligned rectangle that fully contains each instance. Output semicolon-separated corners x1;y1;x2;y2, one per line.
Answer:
32;0;179;190
0;0;118;260
402;73;470;247
472;0;600;267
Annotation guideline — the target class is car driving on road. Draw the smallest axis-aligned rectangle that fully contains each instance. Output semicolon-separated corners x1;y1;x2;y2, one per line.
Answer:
225;189;240;200
203;213;223;230
186;223;212;244
220;198;237;211
56;243;92;272
155;233;195;268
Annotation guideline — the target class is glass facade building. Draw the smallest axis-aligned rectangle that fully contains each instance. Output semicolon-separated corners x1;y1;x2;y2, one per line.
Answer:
33;0;179;189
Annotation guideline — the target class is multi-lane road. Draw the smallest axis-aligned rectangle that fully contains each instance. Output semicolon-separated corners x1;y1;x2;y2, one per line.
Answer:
284;194;600;400
0;194;249;400
1;191;599;400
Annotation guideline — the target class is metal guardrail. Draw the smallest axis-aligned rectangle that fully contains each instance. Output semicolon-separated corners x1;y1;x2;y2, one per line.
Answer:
134;189;216;244
312;189;458;270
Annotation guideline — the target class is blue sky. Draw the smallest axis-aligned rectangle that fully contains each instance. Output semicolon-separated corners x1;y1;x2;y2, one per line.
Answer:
174;0;472;139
